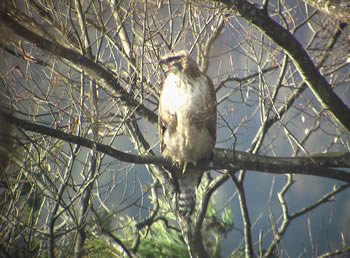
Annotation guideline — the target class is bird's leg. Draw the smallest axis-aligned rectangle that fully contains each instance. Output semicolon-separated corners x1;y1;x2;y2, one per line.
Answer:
182;160;197;174
172;160;179;167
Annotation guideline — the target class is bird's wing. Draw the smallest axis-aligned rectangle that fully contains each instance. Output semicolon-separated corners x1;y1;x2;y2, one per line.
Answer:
158;105;177;154
205;75;217;143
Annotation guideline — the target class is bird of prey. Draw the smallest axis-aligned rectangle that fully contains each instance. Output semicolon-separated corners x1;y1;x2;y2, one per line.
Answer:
158;51;217;216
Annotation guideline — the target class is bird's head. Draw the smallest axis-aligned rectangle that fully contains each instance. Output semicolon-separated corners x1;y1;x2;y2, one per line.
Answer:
159;51;200;78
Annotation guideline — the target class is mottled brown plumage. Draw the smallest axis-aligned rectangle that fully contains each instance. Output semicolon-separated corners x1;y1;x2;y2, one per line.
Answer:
158;51;217;215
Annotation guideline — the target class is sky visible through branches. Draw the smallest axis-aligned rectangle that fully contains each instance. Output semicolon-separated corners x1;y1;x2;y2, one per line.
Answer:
0;0;349;257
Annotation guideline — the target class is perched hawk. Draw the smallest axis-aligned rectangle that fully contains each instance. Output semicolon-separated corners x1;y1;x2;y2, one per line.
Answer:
158;51;217;216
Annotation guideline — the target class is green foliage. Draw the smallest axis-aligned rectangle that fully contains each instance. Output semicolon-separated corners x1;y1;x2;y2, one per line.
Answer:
131;178;236;257
230;247;245;258
117;209;188;257
136;220;189;258
83;231;120;257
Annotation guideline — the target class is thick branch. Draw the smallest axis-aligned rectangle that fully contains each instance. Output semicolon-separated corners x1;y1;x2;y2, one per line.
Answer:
213;148;350;182
4;113;350;183
0;11;157;125
217;0;350;132
177;216;209;258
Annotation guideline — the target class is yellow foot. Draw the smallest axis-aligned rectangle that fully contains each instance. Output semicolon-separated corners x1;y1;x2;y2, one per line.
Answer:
182;161;197;174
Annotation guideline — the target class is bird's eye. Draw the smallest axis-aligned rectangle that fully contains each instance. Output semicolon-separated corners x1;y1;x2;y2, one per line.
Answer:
173;62;182;70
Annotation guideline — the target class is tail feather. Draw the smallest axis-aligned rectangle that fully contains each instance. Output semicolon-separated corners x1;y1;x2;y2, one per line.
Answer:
175;168;202;216
176;187;196;216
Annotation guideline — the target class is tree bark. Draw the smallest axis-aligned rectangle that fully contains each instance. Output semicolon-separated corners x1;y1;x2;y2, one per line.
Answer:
0;11;157;126
3;112;350;183
216;0;350;132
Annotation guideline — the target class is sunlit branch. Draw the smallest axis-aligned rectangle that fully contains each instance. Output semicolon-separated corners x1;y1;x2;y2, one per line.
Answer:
4;112;350;183
229;171;254;257
0;11;157;125
264;182;350;257
216;0;350;132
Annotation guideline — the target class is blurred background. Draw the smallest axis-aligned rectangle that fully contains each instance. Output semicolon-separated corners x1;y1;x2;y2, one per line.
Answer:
0;0;349;257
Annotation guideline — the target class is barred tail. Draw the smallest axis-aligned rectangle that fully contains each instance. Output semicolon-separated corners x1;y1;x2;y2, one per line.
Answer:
175;168;202;216
176;187;196;216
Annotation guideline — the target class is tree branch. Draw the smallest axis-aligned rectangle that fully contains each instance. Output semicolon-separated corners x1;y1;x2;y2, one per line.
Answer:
3;112;350;183
229;172;254;257
0;11;157;125
302;0;350;24
264;182;350;257
216;0;350;132
214;148;350;182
